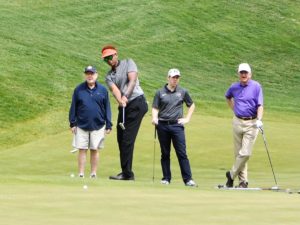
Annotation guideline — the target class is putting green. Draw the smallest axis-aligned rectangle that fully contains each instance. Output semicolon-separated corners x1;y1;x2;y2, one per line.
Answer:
0;114;299;225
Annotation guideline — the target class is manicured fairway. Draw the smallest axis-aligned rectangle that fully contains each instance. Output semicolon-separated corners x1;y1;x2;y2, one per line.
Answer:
0;114;299;225
0;1;299;224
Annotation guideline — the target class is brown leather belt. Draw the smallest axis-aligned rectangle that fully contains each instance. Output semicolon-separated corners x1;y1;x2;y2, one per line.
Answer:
236;116;257;120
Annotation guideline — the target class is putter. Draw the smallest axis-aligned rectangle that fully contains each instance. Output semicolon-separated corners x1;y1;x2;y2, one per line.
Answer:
216;185;295;193
70;148;78;154
152;126;157;183
259;127;278;187
119;107;125;130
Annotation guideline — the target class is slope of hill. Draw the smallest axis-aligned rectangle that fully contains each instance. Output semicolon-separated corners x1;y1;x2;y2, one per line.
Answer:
0;0;299;148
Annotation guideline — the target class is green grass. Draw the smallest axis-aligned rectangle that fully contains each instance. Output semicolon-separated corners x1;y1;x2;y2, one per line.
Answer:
0;0;300;148
0;183;299;225
0;1;300;224
0;114;300;225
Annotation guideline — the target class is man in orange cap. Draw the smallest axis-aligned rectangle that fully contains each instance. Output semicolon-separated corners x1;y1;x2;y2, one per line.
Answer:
101;45;148;180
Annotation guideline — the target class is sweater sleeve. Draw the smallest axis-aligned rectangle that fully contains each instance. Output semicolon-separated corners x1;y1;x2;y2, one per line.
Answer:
69;89;77;128
104;90;113;129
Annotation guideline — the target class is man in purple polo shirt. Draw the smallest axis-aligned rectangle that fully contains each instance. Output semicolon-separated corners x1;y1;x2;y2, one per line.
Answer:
224;63;263;188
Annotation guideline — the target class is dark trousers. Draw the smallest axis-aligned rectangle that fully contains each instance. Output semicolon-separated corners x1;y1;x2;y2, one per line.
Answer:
117;95;148;177
157;123;192;183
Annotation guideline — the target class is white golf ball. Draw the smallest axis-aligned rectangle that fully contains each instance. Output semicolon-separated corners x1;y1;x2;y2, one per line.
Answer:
83;185;88;190
70;173;75;178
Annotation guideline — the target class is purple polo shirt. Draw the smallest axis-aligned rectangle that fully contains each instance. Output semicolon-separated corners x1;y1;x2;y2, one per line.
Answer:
225;80;263;117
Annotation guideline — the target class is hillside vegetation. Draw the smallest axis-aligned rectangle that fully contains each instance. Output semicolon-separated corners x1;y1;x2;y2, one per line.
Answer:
0;0;299;148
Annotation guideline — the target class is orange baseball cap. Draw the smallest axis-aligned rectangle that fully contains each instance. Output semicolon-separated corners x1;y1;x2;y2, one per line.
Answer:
101;45;117;58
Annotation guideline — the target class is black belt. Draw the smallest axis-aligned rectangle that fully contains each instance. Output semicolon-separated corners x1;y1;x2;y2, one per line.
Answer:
236;115;257;120
159;120;178;125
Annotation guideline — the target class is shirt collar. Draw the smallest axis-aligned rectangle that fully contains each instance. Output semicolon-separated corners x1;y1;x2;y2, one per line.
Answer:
239;79;252;87
164;83;177;92
85;81;98;90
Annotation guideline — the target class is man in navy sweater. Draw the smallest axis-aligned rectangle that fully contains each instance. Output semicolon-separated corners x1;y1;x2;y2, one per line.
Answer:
69;66;112;178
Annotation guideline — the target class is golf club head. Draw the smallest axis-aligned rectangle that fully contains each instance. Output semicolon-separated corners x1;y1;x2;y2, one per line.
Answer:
70;148;78;154
271;186;280;190
119;122;125;130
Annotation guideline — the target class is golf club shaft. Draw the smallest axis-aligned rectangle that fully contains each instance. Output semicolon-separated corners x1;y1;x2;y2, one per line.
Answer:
260;128;278;186
123;106;125;124
152;126;157;182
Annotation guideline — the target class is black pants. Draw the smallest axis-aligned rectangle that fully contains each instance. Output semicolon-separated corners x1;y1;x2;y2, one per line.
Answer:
157;122;192;183
117;95;148;177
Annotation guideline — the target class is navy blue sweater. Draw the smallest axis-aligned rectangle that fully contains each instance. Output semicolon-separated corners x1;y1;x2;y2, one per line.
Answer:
69;81;112;131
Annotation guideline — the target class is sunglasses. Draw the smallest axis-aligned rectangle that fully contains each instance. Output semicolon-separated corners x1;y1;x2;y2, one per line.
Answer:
103;55;114;63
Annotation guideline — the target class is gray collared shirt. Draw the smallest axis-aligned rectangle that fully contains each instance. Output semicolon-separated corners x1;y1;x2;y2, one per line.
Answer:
152;84;193;121
105;59;144;102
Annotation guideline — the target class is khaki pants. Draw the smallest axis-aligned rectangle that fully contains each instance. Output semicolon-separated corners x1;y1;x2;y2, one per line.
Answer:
230;116;259;183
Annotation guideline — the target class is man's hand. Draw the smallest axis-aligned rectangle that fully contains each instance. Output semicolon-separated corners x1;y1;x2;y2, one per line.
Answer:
120;95;128;107
71;126;77;134
178;118;190;125
255;120;263;128
105;129;112;134
152;118;158;125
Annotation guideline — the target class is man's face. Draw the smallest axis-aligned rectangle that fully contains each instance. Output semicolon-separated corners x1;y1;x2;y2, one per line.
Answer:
239;71;251;84
85;72;98;84
104;53;118;67
168;75;180;87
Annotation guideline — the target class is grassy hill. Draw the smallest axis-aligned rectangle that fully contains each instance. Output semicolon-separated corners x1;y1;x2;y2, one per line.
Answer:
0;1;300;224
0;0;300;148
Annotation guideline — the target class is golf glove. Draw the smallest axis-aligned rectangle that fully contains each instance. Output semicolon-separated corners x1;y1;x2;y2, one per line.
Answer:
255;120;263;128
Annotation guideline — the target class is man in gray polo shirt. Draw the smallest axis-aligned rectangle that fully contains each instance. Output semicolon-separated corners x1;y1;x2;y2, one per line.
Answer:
152;68;197;187
224;63;264;188
101;45;148;180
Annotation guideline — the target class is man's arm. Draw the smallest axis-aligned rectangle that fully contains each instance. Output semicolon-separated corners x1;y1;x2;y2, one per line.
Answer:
104;90;113;132
226;98;234;111
255;105;264;128
69;90;77;133
178;103;195;125
152;107;159;125
257;105;263;120
109;83;124;106
121;71;137;104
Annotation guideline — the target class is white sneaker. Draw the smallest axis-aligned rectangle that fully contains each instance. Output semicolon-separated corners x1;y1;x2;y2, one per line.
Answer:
79;173;84;178
185;180;197;187
90;173;97;178
160;179;170;185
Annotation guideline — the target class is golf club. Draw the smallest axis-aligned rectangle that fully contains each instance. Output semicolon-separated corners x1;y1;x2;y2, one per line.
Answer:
216;185;297;193
259;127;278;187
119;106;125;130
70;148;78;153
152;126;157;183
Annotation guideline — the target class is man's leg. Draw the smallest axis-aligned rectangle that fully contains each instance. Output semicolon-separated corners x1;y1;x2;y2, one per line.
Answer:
90;150;99;176
157;123;172;182
231;117;243;181
231;118;258;182
74;127;89;177
171;124;192;183
89;127;105;177
117;96;148;178
78;149;87;176
238;124;259;182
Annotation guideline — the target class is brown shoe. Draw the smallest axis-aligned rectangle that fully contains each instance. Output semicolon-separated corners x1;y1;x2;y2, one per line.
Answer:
238;181;248;188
